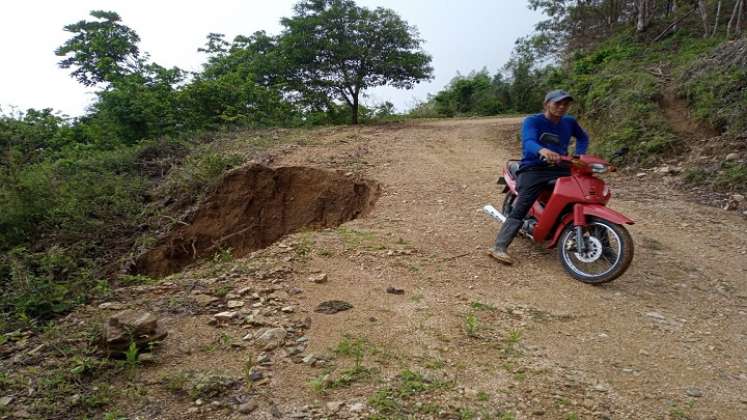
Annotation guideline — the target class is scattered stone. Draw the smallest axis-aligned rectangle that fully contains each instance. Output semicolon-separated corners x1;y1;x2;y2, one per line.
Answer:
237;287;253;296
532;409;546;416
732;194;745;203
726;152;740;161
227;300;245;309
214;311;239;321
238;401;258;414
349;402;366;413
195;399;204;406
256;353;272;365
315;300;353;314
593;384;608;393
386;286;405;295
686;388;704;398
249;370;264;382
0;396;14;407
309;273;328;284
135;353;155;364
101;310;167;353
289;287;303;295
302;354;316;365
281;306;295;313
242;332;254;341
11;409;31;418
256;328;287;350
326;401;344;412
98;302;126;310
192;294;219;307
636;172;647;178
645;311;666;321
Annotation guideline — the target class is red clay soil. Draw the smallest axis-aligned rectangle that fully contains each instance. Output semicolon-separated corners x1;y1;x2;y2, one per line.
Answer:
135;164;380;276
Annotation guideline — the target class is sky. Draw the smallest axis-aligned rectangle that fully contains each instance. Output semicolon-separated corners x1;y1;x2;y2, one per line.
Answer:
0;0;544;118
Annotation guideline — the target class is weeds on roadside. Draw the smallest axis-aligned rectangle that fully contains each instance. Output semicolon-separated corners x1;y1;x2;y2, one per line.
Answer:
464;314;479;337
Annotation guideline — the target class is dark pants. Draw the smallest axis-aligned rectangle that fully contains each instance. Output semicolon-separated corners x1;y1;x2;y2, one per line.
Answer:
508;166;571;220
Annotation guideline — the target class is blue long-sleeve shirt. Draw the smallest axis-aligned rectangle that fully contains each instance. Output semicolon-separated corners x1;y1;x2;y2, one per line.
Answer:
520;113;589;169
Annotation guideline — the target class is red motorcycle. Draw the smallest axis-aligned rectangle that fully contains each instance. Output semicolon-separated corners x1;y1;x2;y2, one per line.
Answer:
483;152;634;284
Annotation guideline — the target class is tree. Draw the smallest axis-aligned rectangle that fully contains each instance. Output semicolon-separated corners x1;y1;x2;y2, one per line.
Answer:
55;10;141;86
279;0;433;124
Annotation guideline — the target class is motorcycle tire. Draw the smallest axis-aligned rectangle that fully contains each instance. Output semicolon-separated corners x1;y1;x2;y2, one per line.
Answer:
557;217;634;284
502;193;516;217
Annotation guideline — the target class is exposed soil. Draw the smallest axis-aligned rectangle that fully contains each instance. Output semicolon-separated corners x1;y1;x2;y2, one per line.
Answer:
4;117;747;420
135;164;381;276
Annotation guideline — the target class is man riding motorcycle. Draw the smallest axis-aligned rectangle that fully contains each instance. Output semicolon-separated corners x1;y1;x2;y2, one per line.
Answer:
489;90;589;265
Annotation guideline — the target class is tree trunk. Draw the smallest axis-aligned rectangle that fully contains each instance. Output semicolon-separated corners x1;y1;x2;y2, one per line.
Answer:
351;94;359;125
713;0;722;36
637;0;649;32
738;0;744;35
728;0;742;37
698;0;710;36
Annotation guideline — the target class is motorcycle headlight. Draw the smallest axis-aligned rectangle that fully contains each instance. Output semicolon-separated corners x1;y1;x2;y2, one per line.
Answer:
590;163;609;174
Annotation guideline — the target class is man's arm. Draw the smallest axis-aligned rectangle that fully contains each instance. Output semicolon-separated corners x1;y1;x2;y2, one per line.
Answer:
573;119;589;155
521;118;543;156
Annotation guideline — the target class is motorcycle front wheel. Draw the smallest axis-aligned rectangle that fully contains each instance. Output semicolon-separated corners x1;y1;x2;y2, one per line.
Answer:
557;217;634;284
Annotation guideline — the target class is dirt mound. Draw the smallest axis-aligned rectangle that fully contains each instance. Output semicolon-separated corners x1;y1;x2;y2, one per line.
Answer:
135;164;380;276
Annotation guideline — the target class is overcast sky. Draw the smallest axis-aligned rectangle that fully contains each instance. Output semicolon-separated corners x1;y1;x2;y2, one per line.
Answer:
0;0;544;118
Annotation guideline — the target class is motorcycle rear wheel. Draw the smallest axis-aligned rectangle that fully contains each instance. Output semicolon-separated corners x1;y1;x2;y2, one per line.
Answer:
557;217;634;284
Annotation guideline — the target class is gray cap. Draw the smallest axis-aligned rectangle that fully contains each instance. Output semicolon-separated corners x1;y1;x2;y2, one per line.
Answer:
544;90;574;103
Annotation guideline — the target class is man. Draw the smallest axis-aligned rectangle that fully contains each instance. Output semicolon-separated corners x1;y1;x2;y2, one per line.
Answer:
489;90;589;265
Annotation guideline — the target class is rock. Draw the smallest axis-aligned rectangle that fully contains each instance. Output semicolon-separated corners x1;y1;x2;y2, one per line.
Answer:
11;409;31;418
238;401;258;414
686;388;704;397
593;384;608;393
732;194;745;203
326;401;344;413
309;273;328;284
281;306;294;313
214;311;239;321
227;300;245;309
237;287;253;296
192;294;218;307
349;402;366;413
242;332;254;341
636;172;647;178
315;300;353;314
645;311;666;321
386;287;405;295
195;399;204;406
249;370;264;382
726;152;740;161
98;302;126;310
102;310;167;353
138;353;156;364
256;328;287;350
0;396;14;407
302;354;316;365
289;287;303;295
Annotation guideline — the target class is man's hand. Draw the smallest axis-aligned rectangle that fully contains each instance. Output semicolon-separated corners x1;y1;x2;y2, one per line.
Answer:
539;148;561;164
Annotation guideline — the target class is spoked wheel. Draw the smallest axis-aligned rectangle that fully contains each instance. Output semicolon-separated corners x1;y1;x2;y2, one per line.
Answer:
502;193;516;217
558;217;634;284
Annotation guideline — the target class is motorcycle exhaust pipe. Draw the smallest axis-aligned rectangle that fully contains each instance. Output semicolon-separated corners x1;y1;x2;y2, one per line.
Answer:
482;205;506;223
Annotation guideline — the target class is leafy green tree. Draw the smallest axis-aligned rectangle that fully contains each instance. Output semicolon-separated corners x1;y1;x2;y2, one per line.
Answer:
280;0;433;124
55;10;141;86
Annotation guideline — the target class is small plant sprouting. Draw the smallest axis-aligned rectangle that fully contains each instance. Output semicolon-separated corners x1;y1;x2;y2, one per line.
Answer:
124;341;140;368
465;314;479;337
212;247;234;264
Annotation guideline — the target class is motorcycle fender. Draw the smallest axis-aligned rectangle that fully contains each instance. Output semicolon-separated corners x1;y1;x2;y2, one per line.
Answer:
546;205;634;249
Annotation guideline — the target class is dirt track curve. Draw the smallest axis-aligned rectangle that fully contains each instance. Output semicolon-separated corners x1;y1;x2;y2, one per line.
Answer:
125;117;747;419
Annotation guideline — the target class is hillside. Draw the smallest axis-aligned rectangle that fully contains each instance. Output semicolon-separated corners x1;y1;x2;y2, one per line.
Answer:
2;118;746;419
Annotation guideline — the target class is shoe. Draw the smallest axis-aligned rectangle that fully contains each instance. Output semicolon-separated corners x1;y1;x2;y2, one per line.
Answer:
488;247;514;265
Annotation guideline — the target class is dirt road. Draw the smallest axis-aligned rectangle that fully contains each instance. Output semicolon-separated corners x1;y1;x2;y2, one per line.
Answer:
123;117;747;419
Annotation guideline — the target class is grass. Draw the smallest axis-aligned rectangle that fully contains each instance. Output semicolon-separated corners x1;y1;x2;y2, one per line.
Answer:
464;313;479;337
368;369;452;418
470;301;496;311
310;335;377;393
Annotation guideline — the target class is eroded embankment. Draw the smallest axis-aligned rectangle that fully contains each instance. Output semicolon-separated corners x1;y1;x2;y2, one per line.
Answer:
135;164;380;276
